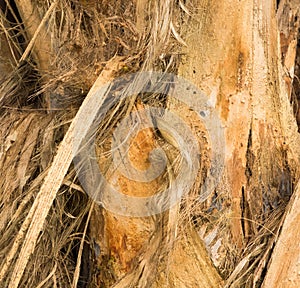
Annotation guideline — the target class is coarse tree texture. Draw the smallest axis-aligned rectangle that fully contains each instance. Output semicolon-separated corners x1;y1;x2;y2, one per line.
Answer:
94;0;300;286
184;1;300;287
277;0;300;129
0;1;138;287
0;0;300;288
277;0;300;96
178;0;300;248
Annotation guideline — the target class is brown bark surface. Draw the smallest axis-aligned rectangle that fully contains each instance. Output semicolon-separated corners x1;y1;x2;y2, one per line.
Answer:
262;182;300;287
1;0;300;287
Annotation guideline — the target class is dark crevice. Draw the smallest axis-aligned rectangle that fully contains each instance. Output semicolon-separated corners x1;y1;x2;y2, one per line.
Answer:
245;125;253;181
276;0;281;10
240;186;246;238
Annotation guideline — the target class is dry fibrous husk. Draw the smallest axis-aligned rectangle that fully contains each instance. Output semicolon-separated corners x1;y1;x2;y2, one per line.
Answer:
0;0;300;287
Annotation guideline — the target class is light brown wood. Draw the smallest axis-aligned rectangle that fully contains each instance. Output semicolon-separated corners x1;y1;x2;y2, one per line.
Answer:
178;0;300;255
262;182;300;288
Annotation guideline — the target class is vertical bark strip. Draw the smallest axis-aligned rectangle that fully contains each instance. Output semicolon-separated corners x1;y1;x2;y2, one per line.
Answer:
262;181;300;287
277;0;300;98
178;0;300;266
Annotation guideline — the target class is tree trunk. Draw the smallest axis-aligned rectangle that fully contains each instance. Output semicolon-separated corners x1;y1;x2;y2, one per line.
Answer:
91;0;300;286
1;0;300;287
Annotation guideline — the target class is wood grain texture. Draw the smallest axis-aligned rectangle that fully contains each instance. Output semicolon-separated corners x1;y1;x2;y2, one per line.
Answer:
263;181;300;288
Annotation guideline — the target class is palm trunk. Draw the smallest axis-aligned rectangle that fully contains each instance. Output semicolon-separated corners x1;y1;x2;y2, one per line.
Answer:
1;0;300;287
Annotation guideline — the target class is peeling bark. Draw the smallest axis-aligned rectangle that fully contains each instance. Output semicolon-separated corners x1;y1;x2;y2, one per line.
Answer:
178;0;300;269
89;0;300;286
1;0;300;287
277;0;300;98
262;181;300;287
